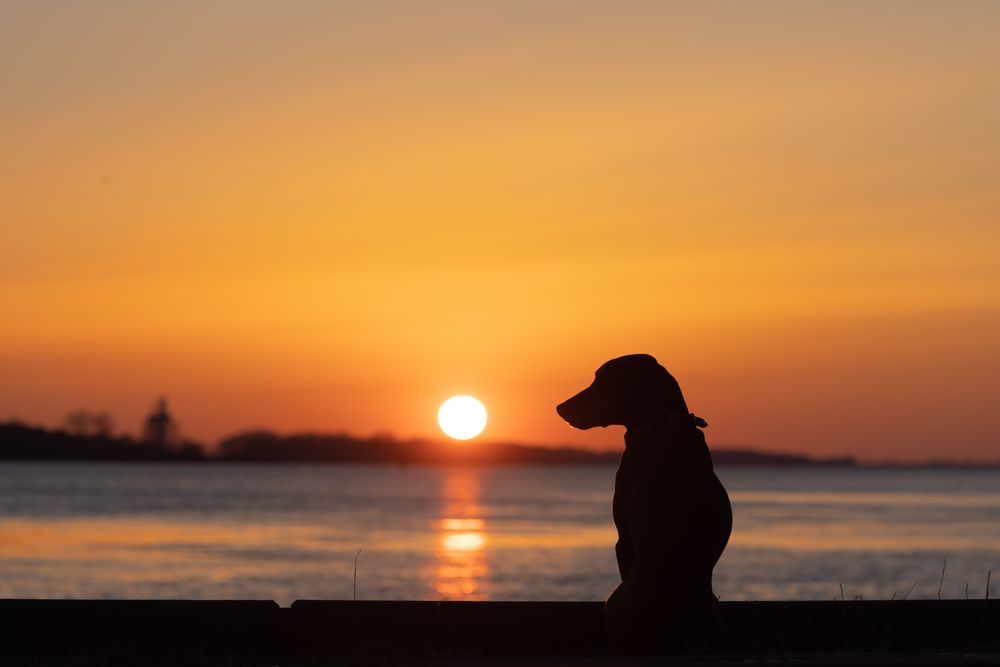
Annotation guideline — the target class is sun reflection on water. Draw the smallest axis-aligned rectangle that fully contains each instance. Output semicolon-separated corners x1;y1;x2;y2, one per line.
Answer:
432;468;489;600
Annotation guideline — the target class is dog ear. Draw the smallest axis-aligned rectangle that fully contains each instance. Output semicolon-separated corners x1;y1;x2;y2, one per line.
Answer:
649;364;689;417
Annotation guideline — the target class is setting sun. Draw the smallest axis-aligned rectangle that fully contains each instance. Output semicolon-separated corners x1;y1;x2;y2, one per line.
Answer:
438;396;488;441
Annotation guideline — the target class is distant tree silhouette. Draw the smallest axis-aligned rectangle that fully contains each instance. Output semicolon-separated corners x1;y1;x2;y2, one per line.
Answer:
63;411;90;436
92;413;114;437
63;410;114;438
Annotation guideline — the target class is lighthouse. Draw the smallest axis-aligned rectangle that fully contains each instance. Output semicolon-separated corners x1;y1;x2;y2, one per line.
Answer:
143;397;179;450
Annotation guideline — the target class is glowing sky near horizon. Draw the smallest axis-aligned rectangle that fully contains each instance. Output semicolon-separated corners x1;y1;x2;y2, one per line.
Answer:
2;1;999;461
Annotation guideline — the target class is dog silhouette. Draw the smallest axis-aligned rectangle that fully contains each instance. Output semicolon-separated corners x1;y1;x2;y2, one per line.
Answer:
557;354;732;654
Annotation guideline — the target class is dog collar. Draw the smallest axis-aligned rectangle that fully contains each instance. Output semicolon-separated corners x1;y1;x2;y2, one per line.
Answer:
630;414;708;434
667;413;708;428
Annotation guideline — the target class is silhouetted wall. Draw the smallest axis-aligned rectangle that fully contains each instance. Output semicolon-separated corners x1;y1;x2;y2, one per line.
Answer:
0;599;996;660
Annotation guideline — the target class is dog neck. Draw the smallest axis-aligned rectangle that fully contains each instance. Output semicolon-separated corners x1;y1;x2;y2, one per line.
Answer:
625;421;669;444
624;419;715;473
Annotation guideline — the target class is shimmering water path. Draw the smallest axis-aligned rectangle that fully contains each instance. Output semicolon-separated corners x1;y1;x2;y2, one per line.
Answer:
0;463;996;603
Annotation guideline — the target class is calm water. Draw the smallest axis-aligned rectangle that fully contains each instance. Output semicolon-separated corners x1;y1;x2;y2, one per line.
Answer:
0;463;997;604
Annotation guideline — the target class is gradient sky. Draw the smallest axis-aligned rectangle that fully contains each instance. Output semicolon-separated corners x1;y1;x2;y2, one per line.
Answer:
3;1;999;461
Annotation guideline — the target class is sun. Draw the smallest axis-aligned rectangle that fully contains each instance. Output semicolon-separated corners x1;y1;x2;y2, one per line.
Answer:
437;395;488;440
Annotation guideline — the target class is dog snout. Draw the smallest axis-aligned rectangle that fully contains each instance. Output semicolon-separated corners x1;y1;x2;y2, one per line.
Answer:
557;388;599;430
555;398;575;423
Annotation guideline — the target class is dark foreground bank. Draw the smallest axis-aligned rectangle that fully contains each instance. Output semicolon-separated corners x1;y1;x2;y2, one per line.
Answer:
0;599;998;665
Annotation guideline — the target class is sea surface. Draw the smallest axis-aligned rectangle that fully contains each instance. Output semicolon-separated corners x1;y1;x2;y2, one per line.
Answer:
0;462;997;604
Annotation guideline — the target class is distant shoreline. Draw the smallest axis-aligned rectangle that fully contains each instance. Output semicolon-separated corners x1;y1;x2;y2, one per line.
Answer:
2;420;997;468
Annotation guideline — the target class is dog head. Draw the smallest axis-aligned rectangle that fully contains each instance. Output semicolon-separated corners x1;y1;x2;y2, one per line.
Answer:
556;354;690;430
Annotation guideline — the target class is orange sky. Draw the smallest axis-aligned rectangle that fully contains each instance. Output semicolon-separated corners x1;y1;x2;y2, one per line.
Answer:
2;2;999;462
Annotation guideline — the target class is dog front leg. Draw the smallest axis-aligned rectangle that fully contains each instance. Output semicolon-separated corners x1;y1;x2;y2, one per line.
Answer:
605;581;626;653
615;536;634;580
